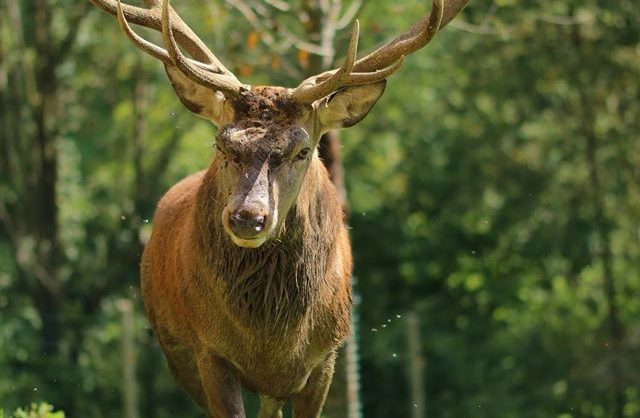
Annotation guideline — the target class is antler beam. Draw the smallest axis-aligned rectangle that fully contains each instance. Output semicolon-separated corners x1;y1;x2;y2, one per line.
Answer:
93;0;469;103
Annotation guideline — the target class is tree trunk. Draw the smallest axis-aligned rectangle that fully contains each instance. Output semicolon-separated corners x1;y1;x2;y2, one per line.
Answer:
584;125;625;418
407;312;426;418
302;1;360;416
28;0;64;359
119;298;140;418
570;22;625;417
0;1;90;414
318;130;348;209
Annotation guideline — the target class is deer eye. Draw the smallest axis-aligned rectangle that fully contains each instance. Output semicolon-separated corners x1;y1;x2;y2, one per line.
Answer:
296;148;312;161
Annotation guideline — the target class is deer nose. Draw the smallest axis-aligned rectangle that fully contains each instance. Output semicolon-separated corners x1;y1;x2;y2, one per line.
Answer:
229;210;267;239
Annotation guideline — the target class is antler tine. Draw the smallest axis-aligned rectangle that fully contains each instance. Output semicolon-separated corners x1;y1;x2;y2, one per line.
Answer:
291;20;360;103
90;0;244;89
352;0;445;73
115;0;212;72
161;0;246;96
348;56;405;84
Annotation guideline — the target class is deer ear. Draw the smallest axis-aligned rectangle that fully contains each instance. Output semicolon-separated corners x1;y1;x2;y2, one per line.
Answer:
164;65;234;126
316;81;386;132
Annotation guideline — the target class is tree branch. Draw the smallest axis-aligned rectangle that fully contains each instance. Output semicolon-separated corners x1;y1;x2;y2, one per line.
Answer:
54;2;93;62
263;0;290;12
224;0;277;47
335;0;362;31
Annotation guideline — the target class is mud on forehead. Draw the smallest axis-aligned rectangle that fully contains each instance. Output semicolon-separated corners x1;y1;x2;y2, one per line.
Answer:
232;86;304;123
217;87;311;157
218;125;308;158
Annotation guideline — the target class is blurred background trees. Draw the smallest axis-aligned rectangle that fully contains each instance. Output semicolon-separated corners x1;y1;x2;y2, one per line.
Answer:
1;0;639;417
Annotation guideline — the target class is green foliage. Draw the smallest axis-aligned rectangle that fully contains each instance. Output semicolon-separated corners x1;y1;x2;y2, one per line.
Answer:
1;0;639;417
346;0;640;417
2;403;64;418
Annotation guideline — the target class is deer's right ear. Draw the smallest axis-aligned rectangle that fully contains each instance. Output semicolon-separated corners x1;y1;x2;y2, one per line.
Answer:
165;65;234;126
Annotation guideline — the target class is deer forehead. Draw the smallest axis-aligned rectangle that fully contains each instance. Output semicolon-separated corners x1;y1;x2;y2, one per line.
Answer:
219;124;309;158
232;87;312;125
218;125;311;163
217;87;313;155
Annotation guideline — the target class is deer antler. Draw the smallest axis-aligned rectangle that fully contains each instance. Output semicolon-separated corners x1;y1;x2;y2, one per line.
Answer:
291;20;406;103
291;0;469;104
90;0;246;96
92;0;468;102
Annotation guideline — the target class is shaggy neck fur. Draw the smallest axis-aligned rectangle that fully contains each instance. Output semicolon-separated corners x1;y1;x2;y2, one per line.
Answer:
193;157;343;331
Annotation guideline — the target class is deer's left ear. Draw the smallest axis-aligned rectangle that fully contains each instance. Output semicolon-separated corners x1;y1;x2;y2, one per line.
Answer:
316;81;386;133
165;64;235;126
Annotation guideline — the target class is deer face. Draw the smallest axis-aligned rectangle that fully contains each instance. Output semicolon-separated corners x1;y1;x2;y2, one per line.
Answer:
193;85;385;248
215;123;313;248
212;87;316;248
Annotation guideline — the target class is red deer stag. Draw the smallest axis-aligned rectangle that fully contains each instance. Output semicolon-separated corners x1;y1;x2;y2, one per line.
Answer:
90;0;468;416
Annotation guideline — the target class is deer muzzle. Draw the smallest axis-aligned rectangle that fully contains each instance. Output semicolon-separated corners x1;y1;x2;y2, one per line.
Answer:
229;208;268;238
222;161;276;248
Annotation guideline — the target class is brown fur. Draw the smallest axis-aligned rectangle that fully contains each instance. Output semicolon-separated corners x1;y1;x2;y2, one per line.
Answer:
141;88;355;418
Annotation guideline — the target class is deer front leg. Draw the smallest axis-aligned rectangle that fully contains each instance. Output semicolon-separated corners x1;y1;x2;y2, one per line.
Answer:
196;353;246;418
291;352;336;418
